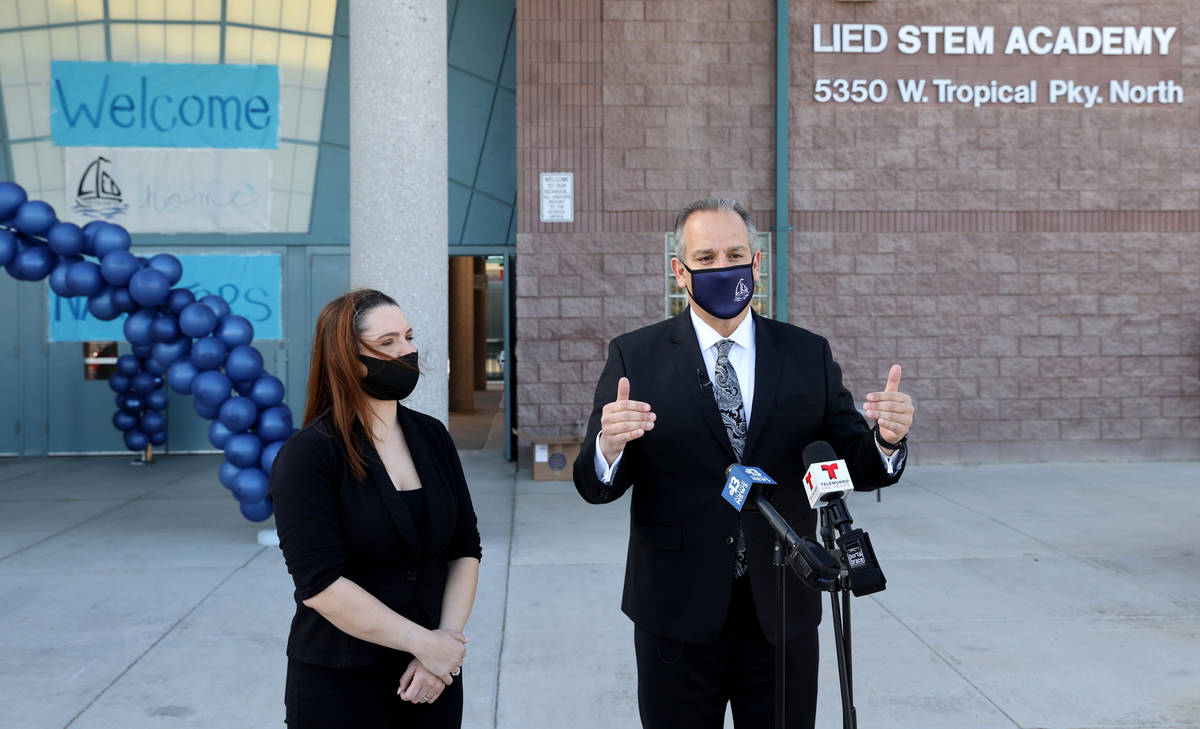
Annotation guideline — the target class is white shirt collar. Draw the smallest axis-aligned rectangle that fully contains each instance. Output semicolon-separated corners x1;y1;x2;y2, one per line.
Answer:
688;307;755;353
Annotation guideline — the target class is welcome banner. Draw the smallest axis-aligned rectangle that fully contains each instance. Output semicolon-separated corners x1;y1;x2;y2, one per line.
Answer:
51;61;279;149
63;147;272;233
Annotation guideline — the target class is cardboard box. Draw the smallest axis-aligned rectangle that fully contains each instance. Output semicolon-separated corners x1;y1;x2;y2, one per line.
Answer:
512;429;582;481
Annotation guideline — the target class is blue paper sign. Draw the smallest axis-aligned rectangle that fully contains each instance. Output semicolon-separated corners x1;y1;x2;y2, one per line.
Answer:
51;61;279;148
49;253;282;342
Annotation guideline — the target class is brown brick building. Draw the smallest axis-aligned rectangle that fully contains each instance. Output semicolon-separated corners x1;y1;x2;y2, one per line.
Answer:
513;0;1200;463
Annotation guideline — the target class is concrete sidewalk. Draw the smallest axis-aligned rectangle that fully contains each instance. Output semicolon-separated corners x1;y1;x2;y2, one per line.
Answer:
1;450;1198;728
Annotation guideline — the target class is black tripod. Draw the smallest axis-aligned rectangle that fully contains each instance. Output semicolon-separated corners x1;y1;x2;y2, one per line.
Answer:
751;493;884;729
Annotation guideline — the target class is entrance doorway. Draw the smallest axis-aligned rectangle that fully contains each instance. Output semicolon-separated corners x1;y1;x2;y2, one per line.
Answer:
447;253;512;459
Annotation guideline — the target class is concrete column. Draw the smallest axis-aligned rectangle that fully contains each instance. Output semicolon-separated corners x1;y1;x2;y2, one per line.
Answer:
448;257;475;413
349;0;448;423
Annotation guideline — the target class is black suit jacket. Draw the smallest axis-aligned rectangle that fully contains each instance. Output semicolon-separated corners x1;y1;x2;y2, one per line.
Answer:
269;406;482;668
573;309;903;645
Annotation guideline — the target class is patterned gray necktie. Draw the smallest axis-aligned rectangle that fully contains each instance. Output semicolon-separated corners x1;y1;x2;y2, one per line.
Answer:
714;339;749;577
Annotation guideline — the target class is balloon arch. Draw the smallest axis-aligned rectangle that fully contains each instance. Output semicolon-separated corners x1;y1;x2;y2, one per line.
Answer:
0;180;289;523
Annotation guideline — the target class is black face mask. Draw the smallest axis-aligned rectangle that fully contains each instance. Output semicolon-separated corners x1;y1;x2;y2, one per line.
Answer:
358;352;420;401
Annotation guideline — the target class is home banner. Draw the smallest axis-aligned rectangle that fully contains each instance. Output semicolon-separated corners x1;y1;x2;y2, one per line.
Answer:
49;253;283;342
62;147;272;233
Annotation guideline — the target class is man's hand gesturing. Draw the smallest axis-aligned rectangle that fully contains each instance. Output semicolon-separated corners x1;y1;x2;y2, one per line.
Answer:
598;377;656;466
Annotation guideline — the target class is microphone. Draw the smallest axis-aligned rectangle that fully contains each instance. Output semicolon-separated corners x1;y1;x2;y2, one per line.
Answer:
802;441;854;509
720;464;839;592
802;441;886;597
697;369;712;392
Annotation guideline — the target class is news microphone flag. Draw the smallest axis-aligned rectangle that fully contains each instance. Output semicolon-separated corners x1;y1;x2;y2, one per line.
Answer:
804;458;854;509
722;464;777;512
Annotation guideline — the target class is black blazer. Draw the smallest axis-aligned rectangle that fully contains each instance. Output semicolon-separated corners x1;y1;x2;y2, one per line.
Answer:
573;309;903;645
269;406;482;668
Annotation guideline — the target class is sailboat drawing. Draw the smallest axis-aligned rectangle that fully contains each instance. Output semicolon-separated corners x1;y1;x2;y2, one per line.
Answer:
73;156;128;219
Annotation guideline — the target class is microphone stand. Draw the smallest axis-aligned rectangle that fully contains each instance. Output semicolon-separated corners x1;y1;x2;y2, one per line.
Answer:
820;504;857;729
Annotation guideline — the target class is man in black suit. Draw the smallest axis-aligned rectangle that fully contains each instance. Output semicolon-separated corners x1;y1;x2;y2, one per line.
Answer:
573;198;914;729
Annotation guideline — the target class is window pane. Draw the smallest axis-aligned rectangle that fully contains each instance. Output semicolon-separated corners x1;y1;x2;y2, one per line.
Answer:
136;0;165;20
109;23;139;60
308;0;335;35
288;191;311;232
108;0;136;19
0;0;20;30
279;0;309;33
254;0;283;29
16;0;48;27
48;0;80;23
302;35;331;90
224;25;252;63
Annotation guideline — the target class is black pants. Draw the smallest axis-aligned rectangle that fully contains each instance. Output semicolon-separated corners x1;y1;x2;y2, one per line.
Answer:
634;575;819;729
285;651;463;729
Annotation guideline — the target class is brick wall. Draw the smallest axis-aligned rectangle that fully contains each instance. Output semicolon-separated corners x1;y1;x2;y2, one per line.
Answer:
516;0;1200;462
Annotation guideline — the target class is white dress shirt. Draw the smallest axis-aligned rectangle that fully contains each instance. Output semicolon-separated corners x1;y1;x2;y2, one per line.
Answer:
594;310;904;482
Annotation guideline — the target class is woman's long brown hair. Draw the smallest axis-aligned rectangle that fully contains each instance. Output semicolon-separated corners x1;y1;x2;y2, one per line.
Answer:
303;289;399;480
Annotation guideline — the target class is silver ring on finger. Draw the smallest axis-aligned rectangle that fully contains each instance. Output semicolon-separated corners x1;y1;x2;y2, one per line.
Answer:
424;694;433;701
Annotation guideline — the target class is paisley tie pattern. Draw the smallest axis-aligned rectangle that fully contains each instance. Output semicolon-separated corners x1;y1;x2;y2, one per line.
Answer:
714;339;749;577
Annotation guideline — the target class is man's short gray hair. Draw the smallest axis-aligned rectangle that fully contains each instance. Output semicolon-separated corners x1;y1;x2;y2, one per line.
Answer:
672;198;759;261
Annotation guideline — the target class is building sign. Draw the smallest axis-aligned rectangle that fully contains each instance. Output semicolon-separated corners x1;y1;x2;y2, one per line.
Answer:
50;253;283;342
539;172;574;223
63;148;271;233
810;24;1183;108
51;61;279;148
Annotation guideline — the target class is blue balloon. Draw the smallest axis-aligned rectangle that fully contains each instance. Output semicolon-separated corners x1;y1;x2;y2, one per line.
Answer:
47;222;85;257
129;267;171;307
92;223;132;258
232;467;269;503
248;374;285;409
234;378;256;396
179;302;218;337
120;394;144;413
190;336;228;370
240;499;273;522
225;345;264;382
147;253;183;285
116;354;140;377
194;398;221;420
256;406;294;443
219;460;241;489
81;220;105;255
100;249;139;286
261;439;284;475
123;308;157;346
111;286;137;314
142;358;166;376
145;389;169;411
218;397;259;433
131;342;154;359
108;374;132;393
149;430;167;446
140;410;166;435
0;181;27;221
166;288;196;315
49;257;76;296
150;313;180;343
167;359;200;394
124;429;149;451
130;371;157;395
209;420;236;449
0;229;16;267
13;200;56;235
199;294;232;320
112;410;139;432
152;337;191;367
87;288;120;321
12;244;56;281
192;369;232;408
216;315;255;348
225;433;263;469
66;260;105;297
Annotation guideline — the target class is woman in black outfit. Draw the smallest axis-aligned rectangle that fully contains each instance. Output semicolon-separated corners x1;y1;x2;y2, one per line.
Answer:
270;289;482;728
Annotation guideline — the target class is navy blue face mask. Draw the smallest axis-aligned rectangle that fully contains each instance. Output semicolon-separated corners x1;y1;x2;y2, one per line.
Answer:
682;260;755;320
